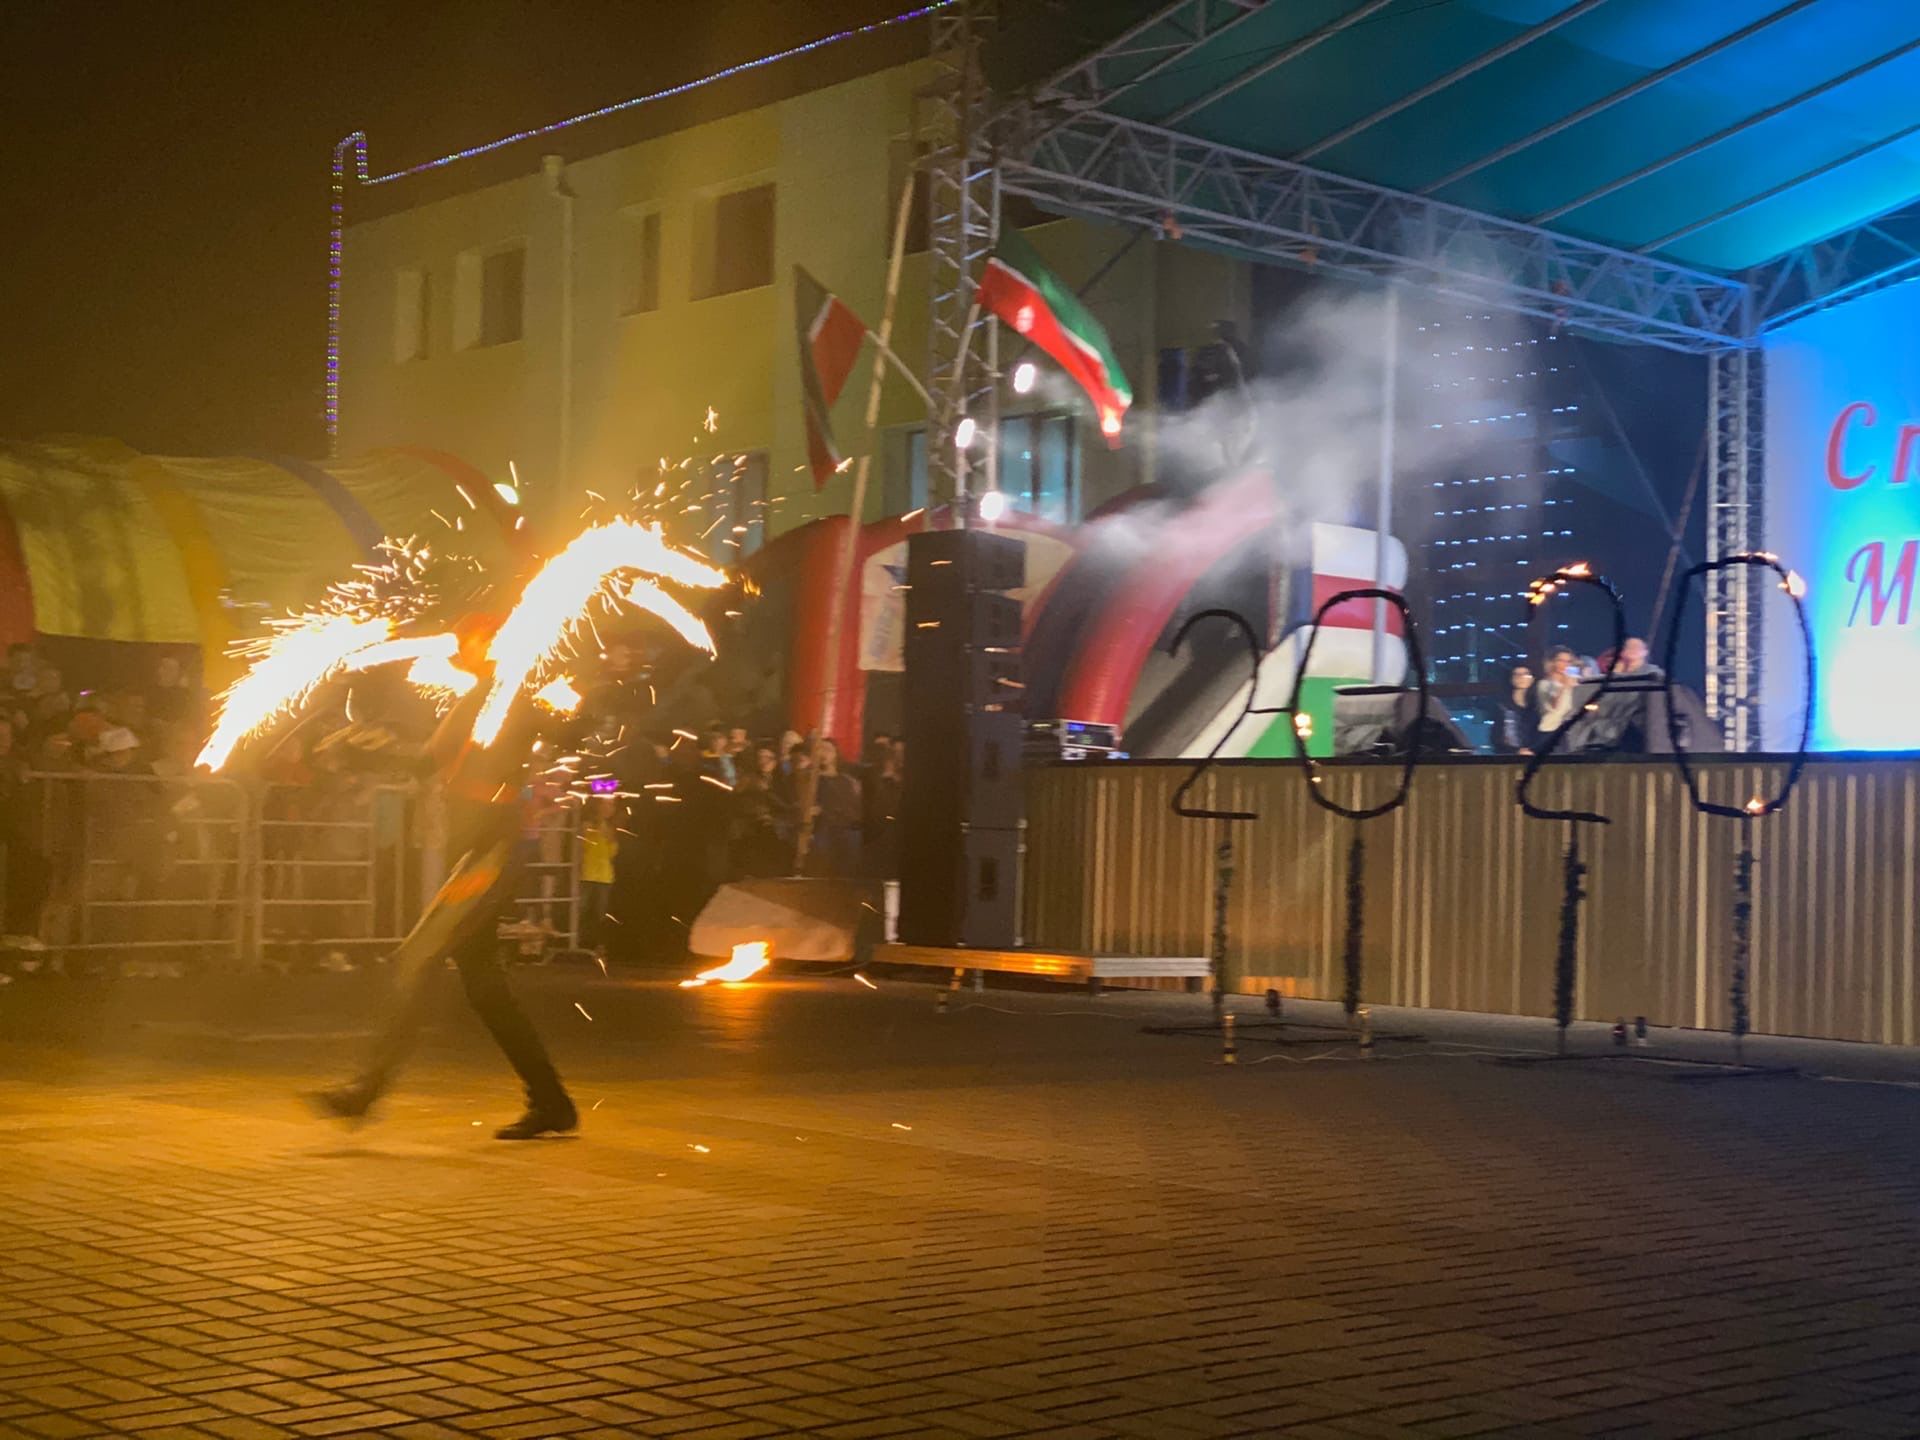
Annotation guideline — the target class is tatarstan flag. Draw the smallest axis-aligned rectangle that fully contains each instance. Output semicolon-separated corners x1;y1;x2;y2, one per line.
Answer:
976;229;1133;446
795;266;870;489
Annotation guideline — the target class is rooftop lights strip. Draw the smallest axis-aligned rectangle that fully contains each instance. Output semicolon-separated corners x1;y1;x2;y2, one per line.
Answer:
326;1;952;443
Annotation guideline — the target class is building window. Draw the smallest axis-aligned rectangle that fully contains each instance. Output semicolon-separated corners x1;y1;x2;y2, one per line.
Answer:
695;183;774;299
621;209;661;315
393;267;430;362
887;426;930;516
707;451;768;560
998;412;1079;522
883;414;1078;522
454;242;525;349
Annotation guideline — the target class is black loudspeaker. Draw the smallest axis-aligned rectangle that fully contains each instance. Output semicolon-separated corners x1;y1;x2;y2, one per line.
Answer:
907;710;1025;831
906;527;1025;592
900;825;1022;950
900;529;1025;948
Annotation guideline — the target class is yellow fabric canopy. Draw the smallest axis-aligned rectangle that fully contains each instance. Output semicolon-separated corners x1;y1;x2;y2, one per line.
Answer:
0;440;517;669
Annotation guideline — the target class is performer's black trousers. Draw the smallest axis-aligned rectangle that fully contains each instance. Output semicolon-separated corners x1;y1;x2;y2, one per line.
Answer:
353;837;569;1110
450;907;568;1108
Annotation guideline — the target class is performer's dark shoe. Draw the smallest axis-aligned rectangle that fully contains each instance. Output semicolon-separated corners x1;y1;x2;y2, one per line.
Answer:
494;1098;578;1140
304;1082;376;1124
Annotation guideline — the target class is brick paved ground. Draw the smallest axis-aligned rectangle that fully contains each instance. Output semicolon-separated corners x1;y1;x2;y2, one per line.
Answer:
5;965;1920;1438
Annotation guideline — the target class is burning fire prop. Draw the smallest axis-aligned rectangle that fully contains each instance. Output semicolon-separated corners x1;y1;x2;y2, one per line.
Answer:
680;941;771;988
196;517;727;771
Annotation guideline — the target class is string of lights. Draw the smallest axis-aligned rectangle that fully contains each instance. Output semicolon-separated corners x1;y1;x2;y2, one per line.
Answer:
326;1;953;443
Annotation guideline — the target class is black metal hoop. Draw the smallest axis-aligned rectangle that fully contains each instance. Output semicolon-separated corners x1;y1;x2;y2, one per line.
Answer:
1661;552;1815;819
1168;608;1267;822
1515;567;1628;825
1283;588;1428;821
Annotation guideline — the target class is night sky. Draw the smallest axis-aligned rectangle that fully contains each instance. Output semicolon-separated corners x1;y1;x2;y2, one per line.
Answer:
0;1;907;459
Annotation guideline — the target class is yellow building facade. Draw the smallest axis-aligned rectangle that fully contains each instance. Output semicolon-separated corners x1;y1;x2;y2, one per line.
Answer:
337;61;1255;553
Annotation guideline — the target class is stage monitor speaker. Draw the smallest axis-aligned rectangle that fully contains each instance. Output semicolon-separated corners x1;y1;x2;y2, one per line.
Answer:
1332;687;1473;756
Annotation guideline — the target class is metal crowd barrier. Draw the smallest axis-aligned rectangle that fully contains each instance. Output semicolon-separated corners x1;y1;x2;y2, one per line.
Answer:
20;770;250;964
257;782;415;963
505;805;581;957
11;771;583;968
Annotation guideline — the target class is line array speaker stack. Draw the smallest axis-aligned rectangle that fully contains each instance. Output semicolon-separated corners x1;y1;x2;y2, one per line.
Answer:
899;528;1025;949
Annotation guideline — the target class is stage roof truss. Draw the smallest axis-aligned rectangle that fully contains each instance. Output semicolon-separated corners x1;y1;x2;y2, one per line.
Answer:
1001;0;1920;350
1034;0;1275;115
994;107;1753;353
1750;198;1920;332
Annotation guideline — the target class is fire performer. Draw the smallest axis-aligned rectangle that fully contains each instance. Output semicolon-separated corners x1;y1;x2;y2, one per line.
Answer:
308;612;578;1139
197;512;728;1136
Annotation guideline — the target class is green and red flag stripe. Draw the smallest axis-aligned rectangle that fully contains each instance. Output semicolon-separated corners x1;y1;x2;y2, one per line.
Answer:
976;230;1132;446
794;266;871;489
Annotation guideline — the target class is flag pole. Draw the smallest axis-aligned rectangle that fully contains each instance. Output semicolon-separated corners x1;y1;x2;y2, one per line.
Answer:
866;333;933;409
795;170;919;873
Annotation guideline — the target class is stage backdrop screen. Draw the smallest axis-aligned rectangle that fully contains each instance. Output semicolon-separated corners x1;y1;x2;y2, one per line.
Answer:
1764;282;1920;751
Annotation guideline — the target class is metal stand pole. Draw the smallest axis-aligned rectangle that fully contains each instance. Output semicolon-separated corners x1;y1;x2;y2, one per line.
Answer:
1372;286;1399;682
1209;822;1233;1022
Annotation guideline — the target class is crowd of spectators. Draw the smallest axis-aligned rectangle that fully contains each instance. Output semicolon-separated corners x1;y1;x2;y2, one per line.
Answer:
4;642;225;954
1491;637;1665;755
2;635;906;962
4;642;205;780
575;709;905;960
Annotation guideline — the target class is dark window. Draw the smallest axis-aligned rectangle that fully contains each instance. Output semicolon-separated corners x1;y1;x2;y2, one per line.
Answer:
701;184;775;298
480;246;525;345
393;267;430;361
624;210;661;314
710;451;768;560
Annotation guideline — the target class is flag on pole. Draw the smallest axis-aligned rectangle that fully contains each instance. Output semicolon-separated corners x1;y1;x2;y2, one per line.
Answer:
795;266;871;489
976;230;1133;446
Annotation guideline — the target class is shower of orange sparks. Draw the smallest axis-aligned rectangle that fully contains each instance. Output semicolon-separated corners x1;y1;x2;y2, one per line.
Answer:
533;676;583;714
473;520;726;747
201;490;734;770
197;612;396;770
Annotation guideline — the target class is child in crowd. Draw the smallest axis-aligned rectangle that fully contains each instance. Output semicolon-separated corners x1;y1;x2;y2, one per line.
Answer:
577;796;620;959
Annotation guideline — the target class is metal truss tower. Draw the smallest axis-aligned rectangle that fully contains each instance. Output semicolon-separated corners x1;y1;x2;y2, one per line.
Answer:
924;0;998;509
1706;339;1764;750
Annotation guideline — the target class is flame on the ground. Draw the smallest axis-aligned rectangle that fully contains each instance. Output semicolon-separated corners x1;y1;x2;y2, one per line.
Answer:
679;941;771;988
197;612;395;770
474;520;726;746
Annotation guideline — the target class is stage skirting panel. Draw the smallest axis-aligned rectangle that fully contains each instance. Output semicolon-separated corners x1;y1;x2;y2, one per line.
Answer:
1022;758;1920;1047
